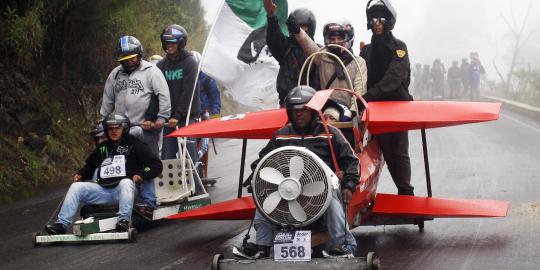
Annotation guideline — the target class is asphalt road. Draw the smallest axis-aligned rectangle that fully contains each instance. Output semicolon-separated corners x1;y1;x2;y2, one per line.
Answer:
1;105;539;270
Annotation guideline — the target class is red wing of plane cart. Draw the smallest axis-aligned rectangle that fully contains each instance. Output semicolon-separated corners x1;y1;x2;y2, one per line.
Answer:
165;89;509;269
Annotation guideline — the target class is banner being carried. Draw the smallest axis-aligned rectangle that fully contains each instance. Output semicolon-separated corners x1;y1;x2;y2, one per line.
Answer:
201;0;289;110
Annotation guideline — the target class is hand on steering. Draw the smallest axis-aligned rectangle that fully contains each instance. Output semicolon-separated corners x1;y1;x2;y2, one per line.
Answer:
133;174;143;184
168;118;179;128
342;188;353;204
142;120;154;130
155;119;165;129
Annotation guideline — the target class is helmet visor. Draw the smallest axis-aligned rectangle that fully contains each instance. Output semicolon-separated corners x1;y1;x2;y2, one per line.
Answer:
117;54;138;62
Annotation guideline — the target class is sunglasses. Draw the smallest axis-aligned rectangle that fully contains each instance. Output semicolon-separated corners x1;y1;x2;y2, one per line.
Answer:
370;17;387;25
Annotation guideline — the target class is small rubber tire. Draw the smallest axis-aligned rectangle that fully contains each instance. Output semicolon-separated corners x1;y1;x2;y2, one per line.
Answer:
211;254;223;270
366;251;380;270
127;228;137;243
32;232;41;247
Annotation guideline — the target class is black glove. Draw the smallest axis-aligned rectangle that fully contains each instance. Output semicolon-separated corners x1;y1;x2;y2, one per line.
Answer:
342;174;357;193
242;172;254;193
286;16;300;35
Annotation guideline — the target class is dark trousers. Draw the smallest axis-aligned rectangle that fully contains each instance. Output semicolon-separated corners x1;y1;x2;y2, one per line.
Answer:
377;131;414;195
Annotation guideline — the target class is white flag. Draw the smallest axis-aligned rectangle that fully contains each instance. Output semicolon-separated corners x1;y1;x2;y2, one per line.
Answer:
201;0;289;110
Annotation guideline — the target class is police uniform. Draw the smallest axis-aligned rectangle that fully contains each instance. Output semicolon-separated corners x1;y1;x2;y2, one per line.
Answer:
361;31;414;196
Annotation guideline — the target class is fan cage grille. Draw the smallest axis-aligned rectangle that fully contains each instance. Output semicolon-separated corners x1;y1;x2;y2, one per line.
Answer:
253;148;331;227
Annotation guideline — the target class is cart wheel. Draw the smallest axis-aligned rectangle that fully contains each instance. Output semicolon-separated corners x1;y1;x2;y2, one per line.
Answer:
366;252;380;270
211;254;223;270
32;232;41;247
127;228;137;243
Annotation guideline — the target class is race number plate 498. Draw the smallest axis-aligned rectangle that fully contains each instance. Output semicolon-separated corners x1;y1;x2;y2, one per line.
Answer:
273;230;311;261
100;155;126;179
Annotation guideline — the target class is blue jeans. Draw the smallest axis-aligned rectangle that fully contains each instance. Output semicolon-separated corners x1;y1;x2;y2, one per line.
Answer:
138;178;156;209
56;179;136;226
253;190;357;253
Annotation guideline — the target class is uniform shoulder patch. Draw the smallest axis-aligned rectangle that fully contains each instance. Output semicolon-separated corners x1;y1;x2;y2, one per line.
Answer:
396;50;406;58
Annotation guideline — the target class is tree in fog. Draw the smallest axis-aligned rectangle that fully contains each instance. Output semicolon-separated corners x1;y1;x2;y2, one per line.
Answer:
493;0;535;93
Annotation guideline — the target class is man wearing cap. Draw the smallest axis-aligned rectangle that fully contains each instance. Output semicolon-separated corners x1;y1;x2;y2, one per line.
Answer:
323;106;341;123
360;0;414;196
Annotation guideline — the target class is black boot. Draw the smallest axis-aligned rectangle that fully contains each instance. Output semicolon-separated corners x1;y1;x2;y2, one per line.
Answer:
45;223;67;235
115;219;130;232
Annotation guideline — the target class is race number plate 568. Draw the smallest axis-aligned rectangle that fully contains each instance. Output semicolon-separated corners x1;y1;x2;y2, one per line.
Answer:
273;230;311;261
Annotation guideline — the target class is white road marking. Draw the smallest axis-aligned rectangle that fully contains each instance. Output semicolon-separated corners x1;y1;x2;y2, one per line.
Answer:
501;112;540;134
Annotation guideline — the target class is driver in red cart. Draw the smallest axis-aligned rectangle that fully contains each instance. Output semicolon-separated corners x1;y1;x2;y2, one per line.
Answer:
242;86;359;258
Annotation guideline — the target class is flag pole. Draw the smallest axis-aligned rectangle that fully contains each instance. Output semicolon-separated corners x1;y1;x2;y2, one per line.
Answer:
179;0;227;166
183;0;226;128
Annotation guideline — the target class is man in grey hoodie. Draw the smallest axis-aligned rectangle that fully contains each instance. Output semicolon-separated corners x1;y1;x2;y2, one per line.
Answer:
100;35;171;213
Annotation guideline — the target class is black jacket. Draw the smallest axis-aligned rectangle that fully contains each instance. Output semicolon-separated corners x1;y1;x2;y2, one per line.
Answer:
157;50;200;120
78;135;163;187
360;32;413;102
266;16;320;105
251;120;360;192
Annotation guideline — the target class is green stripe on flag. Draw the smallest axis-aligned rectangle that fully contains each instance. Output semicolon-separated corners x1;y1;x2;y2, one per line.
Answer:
226;0;288;34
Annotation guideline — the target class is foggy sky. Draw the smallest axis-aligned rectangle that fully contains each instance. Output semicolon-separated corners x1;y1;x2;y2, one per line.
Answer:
201;0;540;82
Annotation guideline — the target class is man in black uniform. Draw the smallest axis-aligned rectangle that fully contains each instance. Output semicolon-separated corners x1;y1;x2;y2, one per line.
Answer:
263;0;320;107
360;0;414;195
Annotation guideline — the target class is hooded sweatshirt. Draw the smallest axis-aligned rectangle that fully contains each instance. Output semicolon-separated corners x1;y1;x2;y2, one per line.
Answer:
157;50;200;120
101;60;171;125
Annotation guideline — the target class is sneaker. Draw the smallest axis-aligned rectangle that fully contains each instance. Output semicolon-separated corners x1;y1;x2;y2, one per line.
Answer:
45;223;66;235
115;219;130;232
322;244;354;258
234;242;270;259
134;203;154;221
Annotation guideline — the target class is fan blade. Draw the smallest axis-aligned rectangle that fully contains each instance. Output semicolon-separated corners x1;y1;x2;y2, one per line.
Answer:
302;182;326;196
260;167;285;185
262;191;282;213
289;156;304;180
288;200;307;222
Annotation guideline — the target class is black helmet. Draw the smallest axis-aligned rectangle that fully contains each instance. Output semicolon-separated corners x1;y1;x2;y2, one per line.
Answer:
289;8;316;39
89;123;106;145
323;19;355;51
89;123;105;138
161;24;188;51
102;113;131;139
285;85;316;110
116;35;143;62
366;0;397;31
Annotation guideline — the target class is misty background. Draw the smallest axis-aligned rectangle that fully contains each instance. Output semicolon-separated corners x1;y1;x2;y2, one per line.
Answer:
201;0;540;84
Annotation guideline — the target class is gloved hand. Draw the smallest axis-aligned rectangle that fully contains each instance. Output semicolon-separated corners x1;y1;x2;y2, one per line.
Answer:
342;188;353;204
243;172;254;193
286;16;300;35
